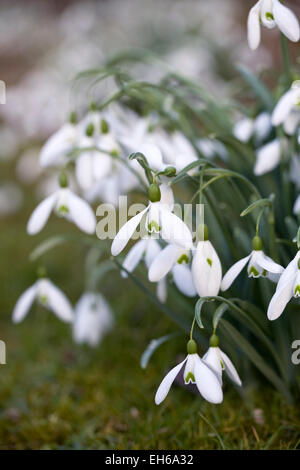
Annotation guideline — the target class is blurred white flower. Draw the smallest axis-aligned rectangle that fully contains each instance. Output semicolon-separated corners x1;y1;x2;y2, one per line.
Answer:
248;0;300;50
234;113;272;145
155;342;223;405
203;342;242;387
0;182;23;216
27;185;96;235
111;183;192;256
221;238;283;291
267;251;300;320
233;117;254;143
40;120;78;168
13;278;73;324
73;292;113;347
148;243;196;297
272;81;300;135
254;138;282;175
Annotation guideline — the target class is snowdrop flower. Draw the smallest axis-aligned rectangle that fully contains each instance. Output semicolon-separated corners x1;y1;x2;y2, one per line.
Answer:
254;138;283;175
234;113;272;145
248;0;300;50
203;334;242;387
121;235;168;303
191;225;222;297
75;122;120;192
12;276;73;324
39;113;78;168
293;194;300;214
233;117;255;143
267;251;300;320
148;243;197;297
111;183;193;256
27;173;96;235
73;292;113;347
290;155;300;190
272;81;300;135
155;339;223;405
221;236;284;291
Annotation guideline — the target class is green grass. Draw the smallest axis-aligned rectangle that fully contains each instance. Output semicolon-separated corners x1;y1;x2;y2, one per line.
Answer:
0;174;299;450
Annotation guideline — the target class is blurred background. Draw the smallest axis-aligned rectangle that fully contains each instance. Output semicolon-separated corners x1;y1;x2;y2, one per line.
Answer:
0;0;299;450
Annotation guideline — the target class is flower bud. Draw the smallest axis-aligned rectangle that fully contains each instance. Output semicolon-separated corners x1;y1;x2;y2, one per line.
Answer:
148;183;161;202
187;339;197;354
59;171;68;188
101;119;109;134
209;333;219;347
164;166;176;177
252;235;262;251
37;266;47;278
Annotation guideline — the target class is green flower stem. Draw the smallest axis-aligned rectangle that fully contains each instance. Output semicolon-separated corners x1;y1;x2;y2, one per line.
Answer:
280;33;293;90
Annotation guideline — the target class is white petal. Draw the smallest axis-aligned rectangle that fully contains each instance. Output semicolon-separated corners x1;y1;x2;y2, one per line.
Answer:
255;251;284;274
93;152;112;180
233;118;254;142
283;111;300;135
159;182;174;211
202;347;223;384
253;112;272;143
293;195;300;214
247;3;261;50
111;206;149;256
12;284;37;323
220;350;242;386
75;153;93;191
156;277;167;303
273;0;300;42
267;277;294;320
155;358;187;405
46;280;74;323
148;244;179;282
40;124;77;167
192;241;222;297
172;264;197;297
221;254;251;291
272;90;296;126
194;356;223;404
27;193;57;235
276;252;300;291
160;207;193;249
121;239;147;278
144;239;161;269
68;191;96;234
254;139;281;176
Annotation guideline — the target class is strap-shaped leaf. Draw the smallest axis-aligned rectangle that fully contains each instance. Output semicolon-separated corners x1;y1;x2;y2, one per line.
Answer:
237;64;274;111
212;303;229;330
140;333;180;369
129;152;153;184
240;198;272;217
29;234;100;262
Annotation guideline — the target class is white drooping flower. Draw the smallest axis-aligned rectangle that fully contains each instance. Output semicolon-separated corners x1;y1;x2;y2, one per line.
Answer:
27;178;96;235
191;226;222;297
203;337;242;387
39;117;78;168
155;340;223;405
267;251;300;320
248;0;300;50
73;292;113;347
121;235;168;303
12;278;73;324
254;138;283;176
111;183;193;256
148;243;197;297
221;237;284;291
272;81;300;135
234;113;272;145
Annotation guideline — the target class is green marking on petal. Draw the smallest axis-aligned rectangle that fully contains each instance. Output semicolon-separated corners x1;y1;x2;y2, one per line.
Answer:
249;266;259;277
265;12;274;20
185;372;195;383
111;149;119;157
220;359;224;370
39;295;48;305
177;254;189;264
148;221;161;232
294;285;300;297
58;205;69;215
206;258;212;267
262;269;268;277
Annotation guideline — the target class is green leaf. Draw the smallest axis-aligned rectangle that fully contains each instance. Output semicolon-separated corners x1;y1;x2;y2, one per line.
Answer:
220;319;292;400
194;297;215;329
140;333;180;369
212;303;229;330
29;234;100;262
237;64;274;111
240;198;272;217
170;159;215;186
129;152;153;184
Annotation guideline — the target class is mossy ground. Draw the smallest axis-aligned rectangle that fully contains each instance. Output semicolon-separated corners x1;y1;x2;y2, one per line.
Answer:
0;176;299;450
